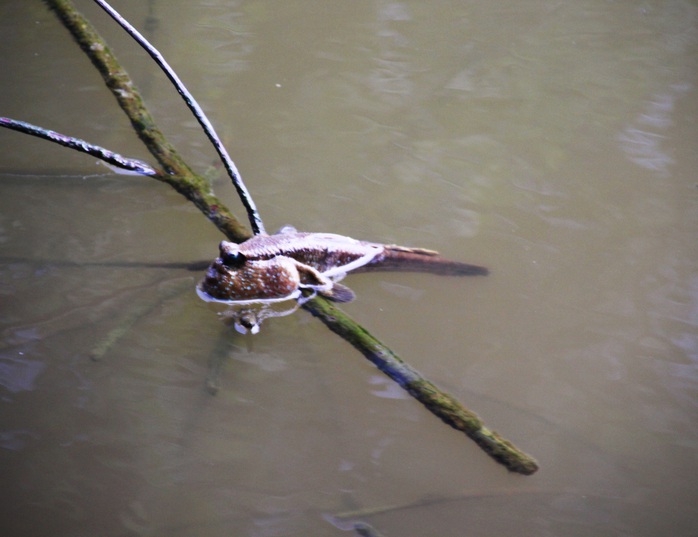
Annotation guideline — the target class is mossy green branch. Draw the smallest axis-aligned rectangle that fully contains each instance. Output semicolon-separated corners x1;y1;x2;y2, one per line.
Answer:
43;0;251;243
304;297;539;474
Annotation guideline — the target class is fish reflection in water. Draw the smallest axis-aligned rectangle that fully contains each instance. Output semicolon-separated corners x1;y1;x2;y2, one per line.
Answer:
212;300;306;335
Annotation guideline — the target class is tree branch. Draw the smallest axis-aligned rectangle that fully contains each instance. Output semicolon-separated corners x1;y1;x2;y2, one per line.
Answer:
42;0;252;244
37;0;538;474
303;297;539;475
92;0;265;235
0;117;158;176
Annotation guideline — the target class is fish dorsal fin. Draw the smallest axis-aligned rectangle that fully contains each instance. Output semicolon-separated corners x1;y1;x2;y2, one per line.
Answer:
276;225;298;235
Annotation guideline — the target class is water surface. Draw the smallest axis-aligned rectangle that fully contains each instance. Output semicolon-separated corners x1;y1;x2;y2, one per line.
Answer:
1;1;697;535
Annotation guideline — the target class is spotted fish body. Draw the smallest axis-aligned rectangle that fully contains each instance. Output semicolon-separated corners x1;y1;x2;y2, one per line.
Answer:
198;228;383;305
199;256;304;303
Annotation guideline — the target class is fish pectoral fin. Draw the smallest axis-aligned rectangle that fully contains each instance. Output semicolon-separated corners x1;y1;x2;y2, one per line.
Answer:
294;260;355;302
320;282;356;303
295;262;333;290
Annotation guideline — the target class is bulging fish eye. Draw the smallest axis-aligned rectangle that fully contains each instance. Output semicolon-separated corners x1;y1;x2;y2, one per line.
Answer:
219;241;245;267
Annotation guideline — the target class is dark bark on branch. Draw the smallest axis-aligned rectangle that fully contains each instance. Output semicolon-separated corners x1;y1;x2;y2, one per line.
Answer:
0;117;157;176
39;0;538;474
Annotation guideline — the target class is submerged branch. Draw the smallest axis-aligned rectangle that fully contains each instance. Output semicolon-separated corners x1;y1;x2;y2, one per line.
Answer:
40;0;538;474
90;278;192;361
0;117;157;176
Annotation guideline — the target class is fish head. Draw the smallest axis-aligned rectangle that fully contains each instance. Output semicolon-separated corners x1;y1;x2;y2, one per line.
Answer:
219;241;246;267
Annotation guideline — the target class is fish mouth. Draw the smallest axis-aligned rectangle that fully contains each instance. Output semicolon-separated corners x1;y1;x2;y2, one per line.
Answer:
195;283;301;305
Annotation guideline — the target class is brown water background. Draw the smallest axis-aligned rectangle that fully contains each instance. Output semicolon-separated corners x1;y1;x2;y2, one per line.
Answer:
1;1;697;535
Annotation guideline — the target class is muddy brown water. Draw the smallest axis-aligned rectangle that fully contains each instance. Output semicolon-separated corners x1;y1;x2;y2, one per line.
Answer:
1;1;697;535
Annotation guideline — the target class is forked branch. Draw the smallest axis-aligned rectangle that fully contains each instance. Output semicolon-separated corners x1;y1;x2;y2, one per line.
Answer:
17;0;538;474
42;0;252;243
93;0;265;235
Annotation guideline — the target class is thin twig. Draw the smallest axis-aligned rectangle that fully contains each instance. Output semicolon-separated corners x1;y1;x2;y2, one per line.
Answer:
0;117;158;176
92;0;266;235
333;488;555;520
